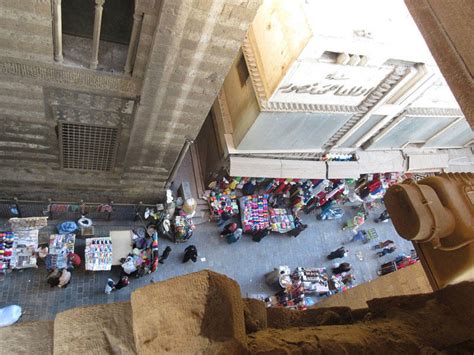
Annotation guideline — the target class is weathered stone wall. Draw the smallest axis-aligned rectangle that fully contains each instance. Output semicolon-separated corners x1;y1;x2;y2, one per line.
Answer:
0;0;261;203
124;0;263;189
0;0;53;63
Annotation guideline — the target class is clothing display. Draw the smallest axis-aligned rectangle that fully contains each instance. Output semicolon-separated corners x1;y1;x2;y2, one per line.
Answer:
208;193;239;220
269;208;295;233
174;216;194;242
240;195;270;232
378;253;419;276
8;217;48;270
11;230;38;269
294;267;330;295
0;232;14;274
48;234;76;269
49;234;75;254
85;237;113;271
9;217;48;231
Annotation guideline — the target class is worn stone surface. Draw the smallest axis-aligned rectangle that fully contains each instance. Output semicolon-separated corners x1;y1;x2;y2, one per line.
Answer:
0;0;261;202
125;0;263;189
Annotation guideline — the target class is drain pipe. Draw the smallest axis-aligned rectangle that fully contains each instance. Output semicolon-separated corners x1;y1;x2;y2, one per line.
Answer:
165;136;194;189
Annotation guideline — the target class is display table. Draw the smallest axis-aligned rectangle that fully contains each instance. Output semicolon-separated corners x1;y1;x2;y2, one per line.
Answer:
208;193;239;220
240;195;270;232
85;237;112;271
109;230;133;266
48;234;76;269
174;216;193;242
269;208;295;233
8;217;48;270
11;229;38;269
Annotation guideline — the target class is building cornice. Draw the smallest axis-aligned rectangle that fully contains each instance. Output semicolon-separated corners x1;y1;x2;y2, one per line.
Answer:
405;107;463;117
0;58;138;95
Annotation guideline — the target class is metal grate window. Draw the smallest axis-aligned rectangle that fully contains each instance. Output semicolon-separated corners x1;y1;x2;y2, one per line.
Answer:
59;122;119;171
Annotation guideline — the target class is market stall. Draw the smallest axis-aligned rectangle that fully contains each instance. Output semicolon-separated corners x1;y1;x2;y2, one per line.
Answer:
208;192;239;221
109;230;133;266
240;195;270;233
0;232;14;274
48;233;76;269
85;237;113;271
8;217;48;270
264;265;354;309
269;208;295;233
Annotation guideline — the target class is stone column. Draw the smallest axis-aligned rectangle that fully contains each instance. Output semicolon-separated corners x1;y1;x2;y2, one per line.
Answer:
52;0;63;62
90;0;105;70
124;13;143;75
165;137;194;188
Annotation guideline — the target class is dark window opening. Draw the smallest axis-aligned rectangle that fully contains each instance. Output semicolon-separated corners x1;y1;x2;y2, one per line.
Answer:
237;54;250;87
61;0;134;72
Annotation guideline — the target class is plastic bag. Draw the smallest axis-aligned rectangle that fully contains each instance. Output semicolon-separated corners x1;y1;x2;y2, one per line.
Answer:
122;256;137;274
57;221;77;234
0;305;22;327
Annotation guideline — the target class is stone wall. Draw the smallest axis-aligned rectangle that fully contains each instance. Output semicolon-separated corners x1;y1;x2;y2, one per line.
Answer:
0;0;261;203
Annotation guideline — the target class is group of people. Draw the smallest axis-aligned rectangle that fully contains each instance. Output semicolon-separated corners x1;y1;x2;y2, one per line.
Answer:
326;246;353;275
374;239;397;257
42;247;81;289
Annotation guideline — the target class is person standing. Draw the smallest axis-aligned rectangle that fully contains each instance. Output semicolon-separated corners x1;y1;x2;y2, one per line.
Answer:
220;222;237;238
183;245;198;263
114;276;130;290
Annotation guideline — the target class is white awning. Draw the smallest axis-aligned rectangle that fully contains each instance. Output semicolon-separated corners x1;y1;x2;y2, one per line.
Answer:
408;153;449;171
357;151;406;174
230;156;326;179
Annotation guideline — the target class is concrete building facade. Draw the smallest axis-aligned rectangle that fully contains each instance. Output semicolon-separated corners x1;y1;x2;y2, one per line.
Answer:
211;0;473;180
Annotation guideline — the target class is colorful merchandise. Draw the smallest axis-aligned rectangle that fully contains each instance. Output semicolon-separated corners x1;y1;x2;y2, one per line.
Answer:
240;195;270;232
11;230;38;269
85;237;113;271
174;216;194;242
48;234;76;269
0;232;15;274
9;217;48;231
208;193;239;219
269;208;295;233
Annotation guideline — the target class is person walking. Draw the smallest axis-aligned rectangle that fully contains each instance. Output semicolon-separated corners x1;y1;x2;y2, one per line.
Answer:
375;210;390;223
105;276;130;294
332;262;351;275
183;245;198;263
377;246;396;257
373;240;394;250
327;246;348;260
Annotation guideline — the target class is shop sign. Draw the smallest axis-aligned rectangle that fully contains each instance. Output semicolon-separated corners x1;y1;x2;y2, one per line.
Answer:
270;62;392;106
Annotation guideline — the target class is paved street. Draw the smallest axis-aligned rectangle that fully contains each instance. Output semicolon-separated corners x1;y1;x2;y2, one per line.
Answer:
0;203;414;323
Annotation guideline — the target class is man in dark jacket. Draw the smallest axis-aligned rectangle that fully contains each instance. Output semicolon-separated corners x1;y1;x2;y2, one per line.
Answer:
183;245;198;263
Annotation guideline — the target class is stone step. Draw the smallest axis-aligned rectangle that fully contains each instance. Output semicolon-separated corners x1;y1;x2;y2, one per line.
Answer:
53;302;136;354
0;320;54;354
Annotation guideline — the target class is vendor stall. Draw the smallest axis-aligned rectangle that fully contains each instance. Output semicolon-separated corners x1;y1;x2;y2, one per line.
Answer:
7;217;48;270
85;237;113;271
269;208;295;233
173;216;194;243
48;234;76;269
240;195;270;233
0;232;14;274
293;267;330;295
109;230;133;266
208;193;239;220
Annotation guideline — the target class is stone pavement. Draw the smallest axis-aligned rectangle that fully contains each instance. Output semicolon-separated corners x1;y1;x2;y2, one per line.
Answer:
0;204;414;323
